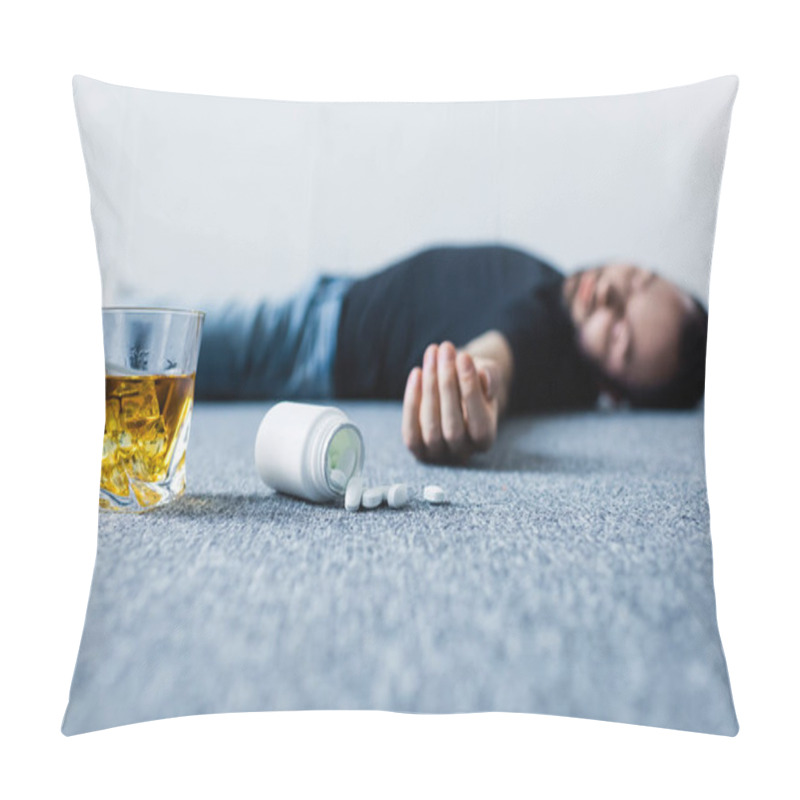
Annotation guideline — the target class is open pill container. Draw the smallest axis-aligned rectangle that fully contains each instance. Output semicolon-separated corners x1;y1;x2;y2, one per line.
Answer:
255;401;365;503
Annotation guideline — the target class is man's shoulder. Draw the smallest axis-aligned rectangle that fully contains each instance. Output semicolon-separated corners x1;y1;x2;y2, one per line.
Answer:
415;241;549;260
410;242;563;278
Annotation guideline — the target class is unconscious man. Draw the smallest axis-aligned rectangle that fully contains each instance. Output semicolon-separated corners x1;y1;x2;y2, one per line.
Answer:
193;244;708;464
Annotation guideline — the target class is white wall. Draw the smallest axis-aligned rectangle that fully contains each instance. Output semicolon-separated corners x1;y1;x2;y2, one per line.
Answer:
75;75;734;306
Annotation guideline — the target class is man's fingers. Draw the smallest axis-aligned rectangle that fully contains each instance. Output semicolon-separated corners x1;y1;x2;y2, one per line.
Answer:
457;352;494;451
419;344;445;461
479;367;494;400
406;344;497;464
402;367;425;459
437;342;470;461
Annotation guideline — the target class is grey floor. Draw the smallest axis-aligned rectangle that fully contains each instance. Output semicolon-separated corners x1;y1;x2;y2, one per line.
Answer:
63;401;738;735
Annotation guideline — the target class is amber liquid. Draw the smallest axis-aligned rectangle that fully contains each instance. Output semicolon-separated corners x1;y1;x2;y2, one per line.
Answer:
101;374;195;509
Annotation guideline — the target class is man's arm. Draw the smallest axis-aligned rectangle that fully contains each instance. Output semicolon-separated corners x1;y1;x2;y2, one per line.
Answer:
401;329;515;463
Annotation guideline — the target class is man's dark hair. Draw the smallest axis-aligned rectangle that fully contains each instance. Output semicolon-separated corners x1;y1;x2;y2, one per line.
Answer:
608;296;709;410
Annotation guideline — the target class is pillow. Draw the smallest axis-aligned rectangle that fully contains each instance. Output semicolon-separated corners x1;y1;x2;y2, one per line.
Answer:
64;75;739;736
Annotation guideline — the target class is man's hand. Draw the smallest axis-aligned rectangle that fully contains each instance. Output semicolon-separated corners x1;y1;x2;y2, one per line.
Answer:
402;341;502;464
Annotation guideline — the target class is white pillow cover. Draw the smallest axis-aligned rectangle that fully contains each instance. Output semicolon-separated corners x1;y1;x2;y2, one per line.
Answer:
66;76;739;737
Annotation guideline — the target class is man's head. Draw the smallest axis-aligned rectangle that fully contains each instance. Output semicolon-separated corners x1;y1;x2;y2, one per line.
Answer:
561;263;708;409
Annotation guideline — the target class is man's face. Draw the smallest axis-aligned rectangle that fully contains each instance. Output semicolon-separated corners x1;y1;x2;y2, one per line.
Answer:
562;263;695;394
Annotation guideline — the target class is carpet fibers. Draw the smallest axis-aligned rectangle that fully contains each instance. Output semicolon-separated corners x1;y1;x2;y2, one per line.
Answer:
63;401;737;735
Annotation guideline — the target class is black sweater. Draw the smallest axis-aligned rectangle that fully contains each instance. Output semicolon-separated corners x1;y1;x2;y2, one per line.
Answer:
333;244;599;414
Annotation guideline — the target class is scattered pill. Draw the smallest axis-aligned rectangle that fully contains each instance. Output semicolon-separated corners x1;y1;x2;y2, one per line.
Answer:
330;469;348;492
361;485;388;509
340;481;447;512
387;483;409;508
344;476;363;512
423;484;446;504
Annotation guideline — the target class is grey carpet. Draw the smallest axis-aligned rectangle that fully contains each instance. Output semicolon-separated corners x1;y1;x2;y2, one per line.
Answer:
62;401;738;735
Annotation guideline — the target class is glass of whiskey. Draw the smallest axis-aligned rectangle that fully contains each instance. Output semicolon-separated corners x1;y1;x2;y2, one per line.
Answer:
101;308;204;512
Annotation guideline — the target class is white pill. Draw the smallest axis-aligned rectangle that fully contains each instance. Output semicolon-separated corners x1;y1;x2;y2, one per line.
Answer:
361;485;388;509
344;476;363;512
330;469;348;492
387;483;409;508
423;485;446;504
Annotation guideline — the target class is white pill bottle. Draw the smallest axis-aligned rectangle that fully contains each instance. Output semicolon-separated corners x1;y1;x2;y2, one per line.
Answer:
255;401;365;503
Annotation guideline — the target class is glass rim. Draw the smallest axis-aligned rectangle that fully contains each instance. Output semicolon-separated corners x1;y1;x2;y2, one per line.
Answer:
102;306;206;319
